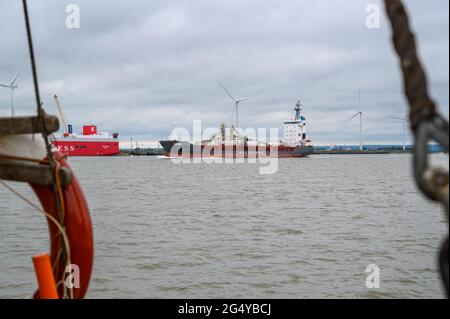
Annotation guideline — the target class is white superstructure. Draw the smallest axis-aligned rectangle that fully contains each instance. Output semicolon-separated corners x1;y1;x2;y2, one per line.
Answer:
282;101;308;147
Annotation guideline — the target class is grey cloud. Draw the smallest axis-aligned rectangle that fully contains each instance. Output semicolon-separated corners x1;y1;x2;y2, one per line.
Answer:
0;0;448;145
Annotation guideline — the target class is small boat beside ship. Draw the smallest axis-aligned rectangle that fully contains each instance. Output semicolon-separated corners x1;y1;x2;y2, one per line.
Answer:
159;101;314;158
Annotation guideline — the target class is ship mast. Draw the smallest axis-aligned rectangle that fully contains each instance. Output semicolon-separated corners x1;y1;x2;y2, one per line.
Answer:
220;122;226;143
294;100;302;121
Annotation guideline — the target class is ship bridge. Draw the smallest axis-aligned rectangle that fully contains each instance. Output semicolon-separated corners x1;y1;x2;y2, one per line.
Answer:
282;101;308;147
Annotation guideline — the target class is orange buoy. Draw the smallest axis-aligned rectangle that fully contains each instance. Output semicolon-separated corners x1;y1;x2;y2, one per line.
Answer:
32;253;58;299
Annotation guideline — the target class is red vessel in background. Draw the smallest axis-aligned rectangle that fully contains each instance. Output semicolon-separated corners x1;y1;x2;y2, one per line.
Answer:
53;124;120;156
51;95;120;156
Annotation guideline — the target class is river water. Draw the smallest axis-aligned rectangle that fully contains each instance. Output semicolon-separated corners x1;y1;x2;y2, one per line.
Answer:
0;154;448;298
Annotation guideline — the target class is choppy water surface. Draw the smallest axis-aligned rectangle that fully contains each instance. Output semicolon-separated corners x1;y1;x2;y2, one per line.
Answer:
0;154;448;298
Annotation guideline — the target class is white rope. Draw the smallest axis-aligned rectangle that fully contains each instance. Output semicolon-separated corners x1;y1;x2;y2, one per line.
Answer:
0;179;73;299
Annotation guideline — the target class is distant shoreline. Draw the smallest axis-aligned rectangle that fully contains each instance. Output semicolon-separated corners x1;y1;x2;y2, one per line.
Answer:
119;148;447;156
313;149;393;155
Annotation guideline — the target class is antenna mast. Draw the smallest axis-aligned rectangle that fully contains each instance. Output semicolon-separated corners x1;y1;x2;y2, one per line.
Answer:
294;100;302;121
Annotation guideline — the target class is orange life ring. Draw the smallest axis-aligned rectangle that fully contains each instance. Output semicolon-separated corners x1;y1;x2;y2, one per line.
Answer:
30;153;94;299
0;135;94;299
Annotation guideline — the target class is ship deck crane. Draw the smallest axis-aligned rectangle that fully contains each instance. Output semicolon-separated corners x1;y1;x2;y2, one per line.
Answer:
53;95;68;135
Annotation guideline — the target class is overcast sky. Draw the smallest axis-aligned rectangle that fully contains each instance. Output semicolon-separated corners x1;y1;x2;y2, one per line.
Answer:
0;0;448;146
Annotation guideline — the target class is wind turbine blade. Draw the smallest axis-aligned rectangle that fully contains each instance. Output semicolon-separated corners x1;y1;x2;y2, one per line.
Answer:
345;113;359;123
361;112;368;117
11;59;27;86
0;84;12;88
389;115;404;121
237;93;260;103
237;96;251;102
217;81;237;102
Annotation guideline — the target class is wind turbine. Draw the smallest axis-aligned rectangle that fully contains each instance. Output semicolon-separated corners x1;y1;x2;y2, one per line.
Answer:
389;115;407;151
345;89;368;151
217;81;256;128
0;59;26;116
346;111;367;151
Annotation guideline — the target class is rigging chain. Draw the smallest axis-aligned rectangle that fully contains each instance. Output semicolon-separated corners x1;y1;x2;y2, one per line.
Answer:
384;0;449;296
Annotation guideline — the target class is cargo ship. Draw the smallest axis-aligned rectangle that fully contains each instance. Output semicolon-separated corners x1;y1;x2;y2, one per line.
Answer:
52;124;120;156
159;101;314;158
50;95;120;156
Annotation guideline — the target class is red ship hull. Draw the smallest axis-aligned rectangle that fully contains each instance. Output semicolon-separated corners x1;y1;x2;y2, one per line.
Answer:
159;141;314;159
53;139;120;156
